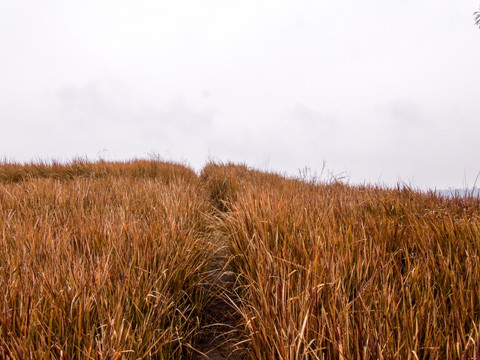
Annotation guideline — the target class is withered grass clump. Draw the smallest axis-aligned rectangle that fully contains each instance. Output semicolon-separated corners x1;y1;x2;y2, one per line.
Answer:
0;160;214;359
201;163;297;212
0;158;197;184
203;163;480;360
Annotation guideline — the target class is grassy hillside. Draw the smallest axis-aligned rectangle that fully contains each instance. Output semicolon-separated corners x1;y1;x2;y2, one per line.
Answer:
0;160;215;359
202;163;480;359
1;160;480;359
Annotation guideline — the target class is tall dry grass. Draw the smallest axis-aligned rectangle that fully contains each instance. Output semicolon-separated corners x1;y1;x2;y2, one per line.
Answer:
0;160;215;359
3;159;480;359
203;163;480;359
0;158;197;184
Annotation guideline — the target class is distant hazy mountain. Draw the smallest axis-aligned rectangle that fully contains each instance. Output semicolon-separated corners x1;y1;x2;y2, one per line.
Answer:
435;188;480;198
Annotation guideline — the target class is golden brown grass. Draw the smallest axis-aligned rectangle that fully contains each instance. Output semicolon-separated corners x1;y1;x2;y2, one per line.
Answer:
2;159;480;359
202;162;480;360
0;160;215;359
0;158;197;184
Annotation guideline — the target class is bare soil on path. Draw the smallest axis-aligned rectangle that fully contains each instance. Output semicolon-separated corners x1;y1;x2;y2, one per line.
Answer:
193;235;249;360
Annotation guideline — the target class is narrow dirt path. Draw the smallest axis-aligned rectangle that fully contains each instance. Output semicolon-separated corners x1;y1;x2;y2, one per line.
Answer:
193;231;249;360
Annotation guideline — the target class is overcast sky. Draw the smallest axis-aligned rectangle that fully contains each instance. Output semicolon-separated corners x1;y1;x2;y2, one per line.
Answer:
1;1;479;189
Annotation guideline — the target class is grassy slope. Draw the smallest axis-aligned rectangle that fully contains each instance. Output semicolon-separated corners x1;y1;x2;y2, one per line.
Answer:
0;160;216;359
1;160;480;359
202;163;480;360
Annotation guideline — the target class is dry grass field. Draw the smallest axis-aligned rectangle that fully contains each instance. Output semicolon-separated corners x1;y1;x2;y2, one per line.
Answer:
0;160;217;359
1;160;480;359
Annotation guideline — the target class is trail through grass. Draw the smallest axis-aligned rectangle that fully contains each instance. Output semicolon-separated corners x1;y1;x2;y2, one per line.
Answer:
1;159;480;359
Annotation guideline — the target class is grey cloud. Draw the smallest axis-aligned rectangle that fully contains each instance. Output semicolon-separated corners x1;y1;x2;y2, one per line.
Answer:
386;99;424;126
57;83;215;135
58;82;113;118
53;82;217;163
202;89;212;99
290;103;334;127
283;103;338;151
146;97;215;134
137;98;216;156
